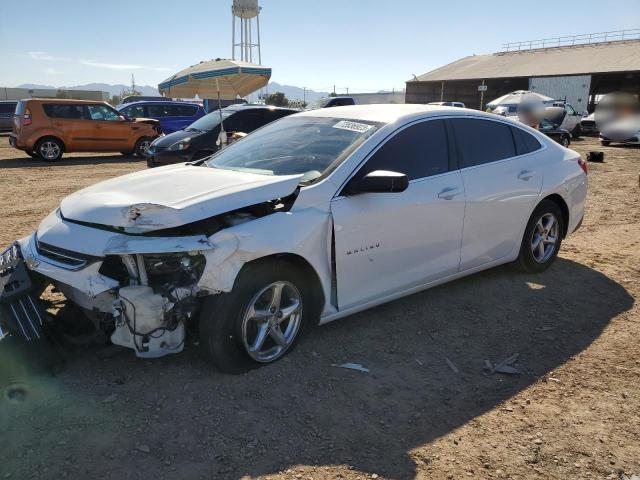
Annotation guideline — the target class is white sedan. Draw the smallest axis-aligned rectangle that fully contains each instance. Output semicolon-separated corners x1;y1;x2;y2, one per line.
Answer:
0;105;588;373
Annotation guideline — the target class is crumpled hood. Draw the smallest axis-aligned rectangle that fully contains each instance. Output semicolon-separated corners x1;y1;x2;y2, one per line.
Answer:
60;164;302;233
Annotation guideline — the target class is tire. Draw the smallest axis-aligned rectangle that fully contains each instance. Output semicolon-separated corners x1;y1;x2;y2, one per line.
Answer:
571;124;582;139
516;199;564;273
600;140;610;146
26;150;38;158
35;137;63;162
133;137;153;157
199;259;317;374
560;135;570;147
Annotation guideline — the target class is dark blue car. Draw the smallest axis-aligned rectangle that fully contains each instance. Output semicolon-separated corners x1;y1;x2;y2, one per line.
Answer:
117;101;205;134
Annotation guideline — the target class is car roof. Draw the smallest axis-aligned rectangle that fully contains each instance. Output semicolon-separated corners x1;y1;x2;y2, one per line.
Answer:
295;104;494;124
19;98;108;105
0;100;17;103
120;100;201;107
223;104;298;113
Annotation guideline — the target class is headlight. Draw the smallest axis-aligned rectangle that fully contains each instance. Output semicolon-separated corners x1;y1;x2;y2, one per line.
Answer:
169;138;191;151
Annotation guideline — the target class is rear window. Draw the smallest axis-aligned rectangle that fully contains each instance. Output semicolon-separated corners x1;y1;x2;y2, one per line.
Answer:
15;101;27;116
511;126;542;155
0;103;17;114
450;118;516;167
176;105;197;116
42;104;86;119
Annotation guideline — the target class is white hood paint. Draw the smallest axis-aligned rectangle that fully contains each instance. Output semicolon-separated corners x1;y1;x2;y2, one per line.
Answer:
60;164;302;232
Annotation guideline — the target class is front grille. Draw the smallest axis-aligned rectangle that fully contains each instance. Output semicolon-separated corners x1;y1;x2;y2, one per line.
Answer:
35;236;100;270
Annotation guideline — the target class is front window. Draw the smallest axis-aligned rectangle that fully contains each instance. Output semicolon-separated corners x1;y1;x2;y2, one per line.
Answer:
206;116;382;183
87;104;121;121
187;109;236;131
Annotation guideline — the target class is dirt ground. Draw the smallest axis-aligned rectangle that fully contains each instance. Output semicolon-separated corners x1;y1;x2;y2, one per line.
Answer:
0;134;638;480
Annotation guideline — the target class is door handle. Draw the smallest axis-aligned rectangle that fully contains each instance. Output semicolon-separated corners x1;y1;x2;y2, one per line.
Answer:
437;187;462;200
518;170;535;181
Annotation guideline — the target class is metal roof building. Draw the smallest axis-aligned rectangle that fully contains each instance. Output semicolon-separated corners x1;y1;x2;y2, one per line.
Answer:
406;30;640;112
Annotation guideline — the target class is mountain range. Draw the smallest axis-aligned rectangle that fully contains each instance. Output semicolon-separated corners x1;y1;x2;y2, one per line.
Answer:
16;82;331;102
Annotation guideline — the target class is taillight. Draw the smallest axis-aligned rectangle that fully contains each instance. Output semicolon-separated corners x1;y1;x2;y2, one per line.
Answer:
22;108;32;126
578;157;588;175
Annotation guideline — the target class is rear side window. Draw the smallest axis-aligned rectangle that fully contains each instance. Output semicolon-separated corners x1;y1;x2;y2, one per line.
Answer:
43;104;86;119
225;110;266;132
511;126;542;155
0;103;16;114
359;119;450;180
450;118;516;167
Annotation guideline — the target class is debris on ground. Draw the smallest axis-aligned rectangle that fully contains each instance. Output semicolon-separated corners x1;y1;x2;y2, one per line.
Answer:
444;357;460;374
331;363;369;374
483;353;521;375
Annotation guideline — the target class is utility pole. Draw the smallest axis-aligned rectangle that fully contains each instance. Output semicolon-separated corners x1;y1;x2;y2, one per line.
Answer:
333;85;336;95
346;87;349;95
303;87;306;105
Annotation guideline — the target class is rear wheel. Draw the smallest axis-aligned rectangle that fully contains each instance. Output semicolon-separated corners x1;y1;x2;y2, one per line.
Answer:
600;140;610;146
516;200;564;273
134;137;152;157
35;137;63;162
560;135;570;147
199;259;315;374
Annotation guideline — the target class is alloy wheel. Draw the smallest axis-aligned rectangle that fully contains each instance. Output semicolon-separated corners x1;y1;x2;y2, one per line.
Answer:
531;213;559;263
241;281;302;362
40;141;60;160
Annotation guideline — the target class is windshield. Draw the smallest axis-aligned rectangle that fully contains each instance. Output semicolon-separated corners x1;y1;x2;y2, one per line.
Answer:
205;116;382;183
187;109;235;131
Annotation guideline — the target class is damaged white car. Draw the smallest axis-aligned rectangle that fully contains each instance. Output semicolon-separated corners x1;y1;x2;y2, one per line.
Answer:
0;105;588;373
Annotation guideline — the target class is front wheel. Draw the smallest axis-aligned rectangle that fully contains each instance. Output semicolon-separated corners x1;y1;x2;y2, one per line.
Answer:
134;137;153;157
561;135;570;147
199;259;315;374
516;200;564;273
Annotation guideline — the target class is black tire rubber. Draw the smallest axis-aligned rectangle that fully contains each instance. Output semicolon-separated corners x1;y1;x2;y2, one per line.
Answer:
26;150;39;158
34;137;63;162
561;135;570;147
600;140;610;146
572;124;582;138
198;258;317;374
120;150;133;156
516;199;564;273
133;137;152;157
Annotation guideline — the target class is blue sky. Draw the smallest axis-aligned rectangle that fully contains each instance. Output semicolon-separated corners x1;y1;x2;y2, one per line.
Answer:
1;0;638;92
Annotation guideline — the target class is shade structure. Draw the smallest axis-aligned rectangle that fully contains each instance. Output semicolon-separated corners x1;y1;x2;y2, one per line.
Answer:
487;90;555;108
158;59;271;99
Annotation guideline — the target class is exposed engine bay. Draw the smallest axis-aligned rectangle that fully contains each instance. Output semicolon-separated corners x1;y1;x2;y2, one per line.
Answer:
1;195;300;359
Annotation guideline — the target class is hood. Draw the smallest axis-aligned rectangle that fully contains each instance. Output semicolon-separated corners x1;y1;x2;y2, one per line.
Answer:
152;128;203;148
60;164;302;233
132;117;160;126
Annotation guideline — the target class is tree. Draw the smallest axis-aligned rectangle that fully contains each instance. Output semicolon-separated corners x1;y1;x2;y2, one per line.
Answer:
264;91;289;107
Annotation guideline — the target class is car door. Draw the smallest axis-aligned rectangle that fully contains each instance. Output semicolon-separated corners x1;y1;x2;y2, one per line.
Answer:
331;119;465;310
86;104;131;151
42;103;94;151
449;117;543;271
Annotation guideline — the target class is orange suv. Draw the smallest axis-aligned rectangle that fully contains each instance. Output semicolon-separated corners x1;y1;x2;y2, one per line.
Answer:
10;99;162;161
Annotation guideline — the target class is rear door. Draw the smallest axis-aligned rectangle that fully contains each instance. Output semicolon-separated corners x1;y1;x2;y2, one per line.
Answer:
331;119;465;310
42;103;94;150
450;117;543;270
86;104;131;151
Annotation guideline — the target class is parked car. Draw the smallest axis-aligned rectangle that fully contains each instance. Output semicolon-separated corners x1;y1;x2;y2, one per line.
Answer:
322;97;356;108
146;104;298;167
120;95;174;104
0;105;587;373
541;106;583;138
539;117;572;147
580;112;598;135
599;116;640;146
118;101;205;134
9;99;161;161
0;101;18;131
428;101;466;108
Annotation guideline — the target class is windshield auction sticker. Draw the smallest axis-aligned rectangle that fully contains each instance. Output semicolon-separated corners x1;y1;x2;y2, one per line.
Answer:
332;120;373;133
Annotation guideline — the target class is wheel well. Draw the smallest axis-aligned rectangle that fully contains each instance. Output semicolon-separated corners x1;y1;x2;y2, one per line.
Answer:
36;136;66;152
542;194;569;238
241;253;326;320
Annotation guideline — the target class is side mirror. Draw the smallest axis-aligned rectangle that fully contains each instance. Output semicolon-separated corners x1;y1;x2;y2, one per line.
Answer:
118;115;127;121
345;170;409;195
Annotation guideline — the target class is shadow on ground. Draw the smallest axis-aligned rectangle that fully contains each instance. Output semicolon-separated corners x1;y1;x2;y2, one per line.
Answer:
0;258;634;479
0;153;142;168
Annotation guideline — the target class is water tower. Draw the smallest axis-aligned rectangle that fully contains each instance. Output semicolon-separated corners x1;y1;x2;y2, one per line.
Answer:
232;0;262;64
